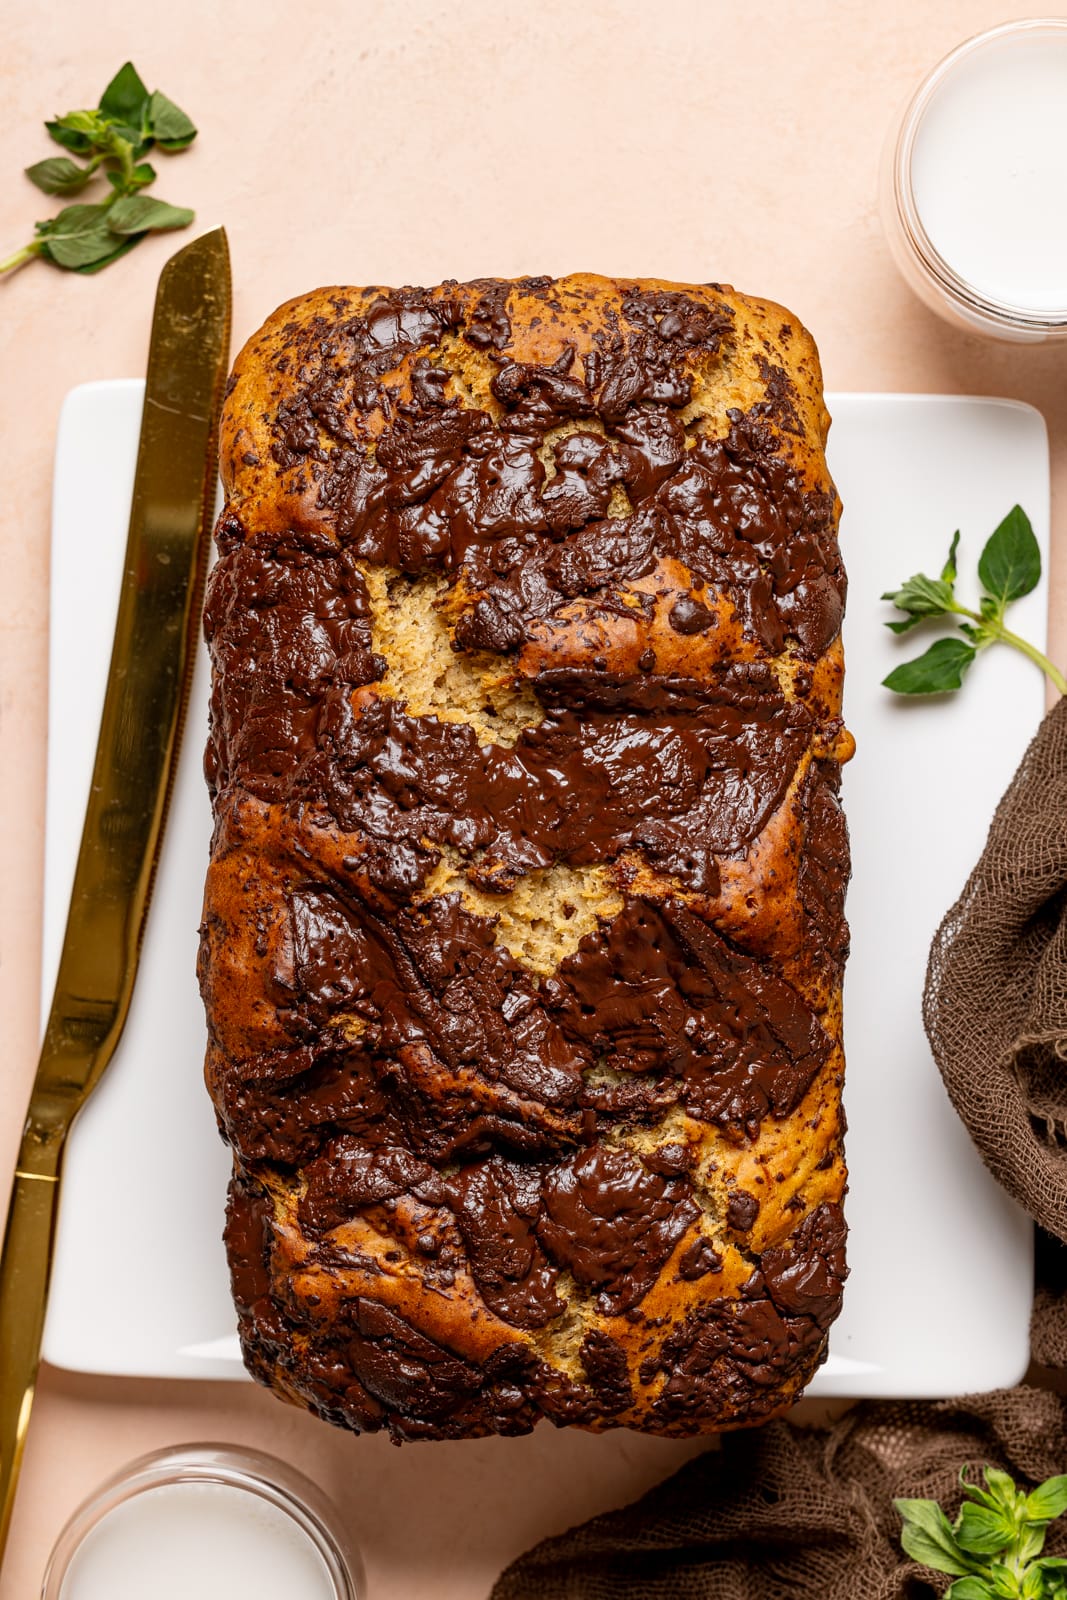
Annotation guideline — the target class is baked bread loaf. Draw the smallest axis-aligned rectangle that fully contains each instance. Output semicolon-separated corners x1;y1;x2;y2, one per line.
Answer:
199;274;853;1442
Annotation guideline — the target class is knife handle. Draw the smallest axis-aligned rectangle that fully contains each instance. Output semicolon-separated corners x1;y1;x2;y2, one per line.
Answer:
0;1124;64;1561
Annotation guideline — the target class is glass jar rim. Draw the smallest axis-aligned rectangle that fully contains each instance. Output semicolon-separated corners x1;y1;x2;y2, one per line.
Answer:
892;16;1067;331
40;1443;364;1600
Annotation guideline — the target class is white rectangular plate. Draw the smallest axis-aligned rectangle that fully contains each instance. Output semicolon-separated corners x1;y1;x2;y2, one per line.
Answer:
43;384;1041;1394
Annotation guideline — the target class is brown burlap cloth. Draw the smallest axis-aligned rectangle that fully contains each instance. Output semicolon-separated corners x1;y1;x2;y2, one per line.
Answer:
493;699;1067;1599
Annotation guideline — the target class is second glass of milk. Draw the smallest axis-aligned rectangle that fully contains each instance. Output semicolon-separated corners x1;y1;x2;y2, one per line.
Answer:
41;1446;364;1600
883;18;1067;341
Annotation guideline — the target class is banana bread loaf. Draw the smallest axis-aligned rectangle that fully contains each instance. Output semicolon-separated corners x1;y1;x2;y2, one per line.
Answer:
199;274;853;1441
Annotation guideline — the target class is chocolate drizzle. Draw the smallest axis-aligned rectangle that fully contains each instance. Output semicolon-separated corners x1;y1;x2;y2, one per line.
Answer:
311;688;812;897
313;410;843;665
640;1202;847;1425
548;899;832;1136
204;274;851;1444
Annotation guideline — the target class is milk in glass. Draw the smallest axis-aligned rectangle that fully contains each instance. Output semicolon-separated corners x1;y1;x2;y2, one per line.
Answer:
911;28;1067;313
58;1481;336;1600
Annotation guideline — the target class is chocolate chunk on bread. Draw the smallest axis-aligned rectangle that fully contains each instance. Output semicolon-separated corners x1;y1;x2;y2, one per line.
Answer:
199;274;853;1441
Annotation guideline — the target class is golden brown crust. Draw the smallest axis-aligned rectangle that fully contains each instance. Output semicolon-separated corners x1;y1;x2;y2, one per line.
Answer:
201;274;851;1442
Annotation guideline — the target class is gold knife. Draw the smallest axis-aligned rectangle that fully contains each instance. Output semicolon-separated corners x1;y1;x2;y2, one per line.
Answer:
0;226;231;1564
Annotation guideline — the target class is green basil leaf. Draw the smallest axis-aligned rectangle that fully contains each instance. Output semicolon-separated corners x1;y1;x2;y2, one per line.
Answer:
896;1499;975;1576
105;156;156;191
25;156;91;196
1026;1476;1067;1524
53;108;111;142
882;572;955;617
883;636;977;695
978;503;1041;606
956;1503;1015;1555
988;1567;1019;1599
941;530;961;586
1018;1523;1048;1563
72;234;142;274
154;131;197;154
105;120;145;147
46;119;92;154
56;108;102;134
148;89;198;150
886;614;927;633
959;1483;1002;1512
1021;1569;1045;1600
38;203;120;268
980;1468;1017;1504
946;1580;995;1600
106;195;194;235
98;61;150;124
1036;1558;1067;1570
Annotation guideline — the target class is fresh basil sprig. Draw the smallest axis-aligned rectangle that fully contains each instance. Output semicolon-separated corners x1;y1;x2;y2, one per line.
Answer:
1;63;196;275
882;506;1066;697
897;1467;1067;1597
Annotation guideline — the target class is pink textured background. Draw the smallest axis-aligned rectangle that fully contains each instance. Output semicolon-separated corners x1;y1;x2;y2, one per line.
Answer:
2;3;1065;1596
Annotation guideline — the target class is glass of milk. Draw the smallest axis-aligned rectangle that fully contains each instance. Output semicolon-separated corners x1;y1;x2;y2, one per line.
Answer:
40;1445;365;1600
882;18;1067;340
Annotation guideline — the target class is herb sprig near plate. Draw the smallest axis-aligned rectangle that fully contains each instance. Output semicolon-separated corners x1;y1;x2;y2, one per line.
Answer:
898;1466;1067;1598
1;62;197;276
882;505;1066;697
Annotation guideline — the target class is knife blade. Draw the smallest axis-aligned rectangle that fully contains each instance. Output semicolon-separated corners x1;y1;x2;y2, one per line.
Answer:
0;226;231;1565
